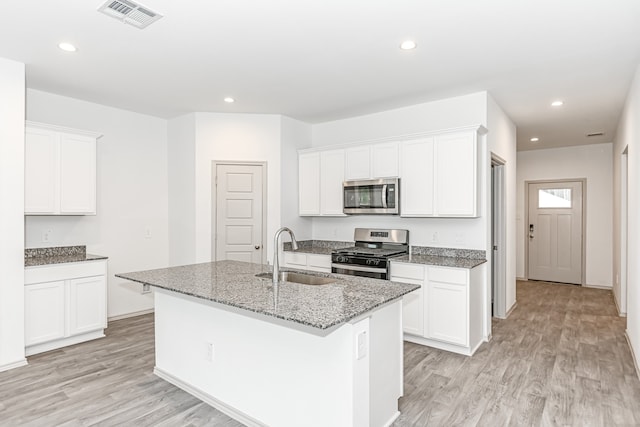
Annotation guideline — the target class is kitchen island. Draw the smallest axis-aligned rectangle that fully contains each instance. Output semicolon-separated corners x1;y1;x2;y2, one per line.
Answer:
116;260;419;427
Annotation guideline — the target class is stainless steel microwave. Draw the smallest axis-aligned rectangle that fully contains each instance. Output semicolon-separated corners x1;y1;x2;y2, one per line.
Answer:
343;178;399;215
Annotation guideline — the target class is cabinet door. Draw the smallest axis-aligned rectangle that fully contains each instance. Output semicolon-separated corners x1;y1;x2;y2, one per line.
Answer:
306;254;331;273
400;138;434;216
283;252;307;268
59;134;97;214
25;281;66;346
372;142;399;178
320;149;345;216
68;275;106;335
344;146;371;180
434;131;477;217
391;263;425;336
427;267;468;346
25;128;58;214
299;152;321;215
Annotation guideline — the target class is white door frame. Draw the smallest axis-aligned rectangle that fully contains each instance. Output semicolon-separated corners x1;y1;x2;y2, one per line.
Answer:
212;161;268;264
524;178;587;285
620;147;628;315
491;154;507;319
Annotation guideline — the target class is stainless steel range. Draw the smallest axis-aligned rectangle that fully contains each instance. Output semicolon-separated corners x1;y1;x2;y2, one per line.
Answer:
331;228;409;280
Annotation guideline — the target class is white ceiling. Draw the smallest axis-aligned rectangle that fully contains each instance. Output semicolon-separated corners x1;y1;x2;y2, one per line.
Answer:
1;1;639;151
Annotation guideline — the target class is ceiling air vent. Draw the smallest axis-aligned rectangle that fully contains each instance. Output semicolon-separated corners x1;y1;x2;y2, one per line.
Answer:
98;0;162;29
586;132;605;137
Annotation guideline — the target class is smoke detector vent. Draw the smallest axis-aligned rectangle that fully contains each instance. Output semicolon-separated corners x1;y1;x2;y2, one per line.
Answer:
586;132;605;137
98;0;162;29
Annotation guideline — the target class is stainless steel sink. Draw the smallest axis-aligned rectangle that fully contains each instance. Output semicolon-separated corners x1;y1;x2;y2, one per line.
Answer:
255;271;336;286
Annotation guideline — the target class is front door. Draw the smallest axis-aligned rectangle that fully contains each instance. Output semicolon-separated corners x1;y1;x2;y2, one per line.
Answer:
215;164;264;263
528;181;583;284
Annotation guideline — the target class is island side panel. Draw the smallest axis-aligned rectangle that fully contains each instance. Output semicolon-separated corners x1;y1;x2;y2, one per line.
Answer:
153;288;372;427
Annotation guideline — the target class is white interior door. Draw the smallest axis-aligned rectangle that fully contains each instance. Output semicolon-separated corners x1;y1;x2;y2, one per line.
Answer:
528;181;583;284
215;164;264;263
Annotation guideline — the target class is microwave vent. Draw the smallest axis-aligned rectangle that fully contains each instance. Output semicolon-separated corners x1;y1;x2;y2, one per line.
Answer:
98;0;163;29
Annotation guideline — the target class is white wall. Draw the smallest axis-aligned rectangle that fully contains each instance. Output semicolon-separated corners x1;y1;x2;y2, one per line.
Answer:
193;113;283;263
614;63;640;371
0;57;26;371
516;143;613;288
168;113;196;266
487;95;518;314
25;89;170;319
310;92;489;249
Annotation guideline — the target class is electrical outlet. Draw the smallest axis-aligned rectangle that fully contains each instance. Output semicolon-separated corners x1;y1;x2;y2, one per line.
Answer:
205;342;214;362
431;232;438;243
356;331;367;360
42;229;52;243
144;227;152;239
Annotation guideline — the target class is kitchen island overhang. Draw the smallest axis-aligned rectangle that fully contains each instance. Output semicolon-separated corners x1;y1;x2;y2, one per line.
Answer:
116;260;419;427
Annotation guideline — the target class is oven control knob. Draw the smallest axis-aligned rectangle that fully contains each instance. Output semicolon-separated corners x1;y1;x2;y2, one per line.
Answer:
366;259;379;266
337;256;348;263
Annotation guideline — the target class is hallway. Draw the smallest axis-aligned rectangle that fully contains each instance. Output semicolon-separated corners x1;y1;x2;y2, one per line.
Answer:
396;280;640;426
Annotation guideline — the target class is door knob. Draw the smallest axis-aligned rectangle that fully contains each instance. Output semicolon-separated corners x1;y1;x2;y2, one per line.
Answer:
255;245;261;250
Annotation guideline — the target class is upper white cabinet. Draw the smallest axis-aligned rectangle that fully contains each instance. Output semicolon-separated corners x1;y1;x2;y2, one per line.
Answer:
299;149;346;216
401;128;481;217
298;152;321;215
25;122;101;215
345;142;399;180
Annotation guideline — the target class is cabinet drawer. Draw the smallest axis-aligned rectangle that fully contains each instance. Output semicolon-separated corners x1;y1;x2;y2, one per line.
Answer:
283;252;307;267
25;260;107;285
307;254;331;269
390;262;425;281
428;266;467;285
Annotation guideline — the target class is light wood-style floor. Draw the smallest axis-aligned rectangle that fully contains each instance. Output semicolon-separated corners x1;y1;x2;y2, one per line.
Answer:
1;280;639;426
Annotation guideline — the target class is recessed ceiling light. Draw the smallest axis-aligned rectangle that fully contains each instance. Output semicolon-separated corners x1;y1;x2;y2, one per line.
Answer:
224;97;235;103
58;42;77;52
551;100;564;107
530;137;540;142
400;40;417;50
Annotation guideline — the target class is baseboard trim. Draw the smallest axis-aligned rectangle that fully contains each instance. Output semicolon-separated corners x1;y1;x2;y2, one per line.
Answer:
26;330;105;356
0;358;27;373
108;308;154;322
504;301;518;318
584;283;613;290
613;293;627;317
154;367;267;427
516;277;527;281
624;331;640;380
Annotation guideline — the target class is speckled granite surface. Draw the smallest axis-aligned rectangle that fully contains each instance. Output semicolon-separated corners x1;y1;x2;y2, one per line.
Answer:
283;240;352;255
394;254;486;269
25;246;108;267
116;260;419;330
394;245;487;269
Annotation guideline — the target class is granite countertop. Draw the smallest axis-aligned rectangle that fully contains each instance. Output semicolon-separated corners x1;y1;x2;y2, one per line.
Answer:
283;240;352;255
116;260;419;330
25;246;108;267
283;240;487;269
393;254;486;269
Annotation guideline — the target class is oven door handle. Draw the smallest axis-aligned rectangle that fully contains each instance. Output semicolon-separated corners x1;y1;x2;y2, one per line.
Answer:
331;263;387;273
382;184;388;208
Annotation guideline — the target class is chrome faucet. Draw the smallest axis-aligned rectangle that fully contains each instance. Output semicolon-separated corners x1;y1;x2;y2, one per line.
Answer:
273;227;298;287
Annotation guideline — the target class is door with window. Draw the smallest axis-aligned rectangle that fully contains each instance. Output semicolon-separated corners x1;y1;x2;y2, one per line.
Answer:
528;181;583;284
215;164;264;263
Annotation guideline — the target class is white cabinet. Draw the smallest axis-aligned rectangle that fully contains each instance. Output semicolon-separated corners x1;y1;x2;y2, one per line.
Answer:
24;260;108;356
345;142;399;181
426;267;468;346
400;137;434;216
298;152;321;215
24;281;66;346
299;149;346;216
392;261;485;356
390;262;424;336
283;252;332;273
25;122;101;215
400;128;480;217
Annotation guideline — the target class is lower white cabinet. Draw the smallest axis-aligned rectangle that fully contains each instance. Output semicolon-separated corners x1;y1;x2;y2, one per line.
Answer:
391;261;485;356
24;260;107;356
283;252;332;273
